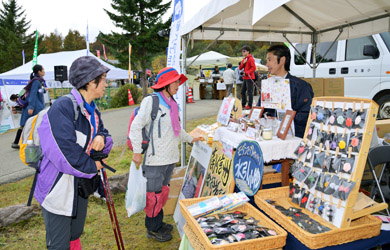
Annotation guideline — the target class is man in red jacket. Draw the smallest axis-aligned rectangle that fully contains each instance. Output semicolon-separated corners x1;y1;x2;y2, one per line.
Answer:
239;45;256;110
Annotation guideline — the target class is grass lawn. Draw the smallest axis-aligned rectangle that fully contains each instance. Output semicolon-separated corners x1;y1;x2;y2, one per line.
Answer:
0;115;217;249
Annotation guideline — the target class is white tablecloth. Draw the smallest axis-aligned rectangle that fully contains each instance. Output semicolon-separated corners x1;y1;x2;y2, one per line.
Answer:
213;127;302;163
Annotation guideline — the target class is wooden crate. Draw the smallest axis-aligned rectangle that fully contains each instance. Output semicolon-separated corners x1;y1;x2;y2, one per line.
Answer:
255;186;382;249
179;196;287;250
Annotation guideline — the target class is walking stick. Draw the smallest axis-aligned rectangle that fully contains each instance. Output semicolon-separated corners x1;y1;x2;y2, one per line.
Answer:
100;168;125;250
92;151;125;250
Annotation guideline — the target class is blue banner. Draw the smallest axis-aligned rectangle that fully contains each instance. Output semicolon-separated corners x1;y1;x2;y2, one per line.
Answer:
1;79;28;86
233;140;264;196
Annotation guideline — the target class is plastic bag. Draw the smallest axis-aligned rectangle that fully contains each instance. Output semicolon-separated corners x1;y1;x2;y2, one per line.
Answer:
125;162;147;217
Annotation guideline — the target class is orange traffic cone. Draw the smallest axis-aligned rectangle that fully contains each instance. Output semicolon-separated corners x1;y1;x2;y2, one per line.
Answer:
187;86;195;103
128;89;135;106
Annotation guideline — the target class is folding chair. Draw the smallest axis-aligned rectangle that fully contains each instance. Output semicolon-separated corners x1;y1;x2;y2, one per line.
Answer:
367;145;390;216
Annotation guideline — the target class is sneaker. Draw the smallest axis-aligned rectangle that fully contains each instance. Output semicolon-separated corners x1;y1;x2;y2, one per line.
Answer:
147;228;172;242
244;105;252;110
161;222;173;233
11;143;19;149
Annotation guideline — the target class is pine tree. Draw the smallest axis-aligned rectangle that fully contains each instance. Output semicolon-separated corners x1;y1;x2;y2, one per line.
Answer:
0;0;44;73
100;0;171;96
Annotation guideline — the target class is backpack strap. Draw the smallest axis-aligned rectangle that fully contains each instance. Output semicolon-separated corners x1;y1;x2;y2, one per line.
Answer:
148;94;159;156
64;94;80;124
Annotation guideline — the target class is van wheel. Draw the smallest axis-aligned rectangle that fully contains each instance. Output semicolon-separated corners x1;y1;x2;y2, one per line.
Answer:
377;95;390;119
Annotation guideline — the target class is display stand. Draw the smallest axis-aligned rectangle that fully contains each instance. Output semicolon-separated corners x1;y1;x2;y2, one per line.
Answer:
307;97;387;227
254;97;387;248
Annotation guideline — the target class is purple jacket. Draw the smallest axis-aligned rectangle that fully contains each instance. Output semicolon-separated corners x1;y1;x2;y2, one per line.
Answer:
35;89;113;216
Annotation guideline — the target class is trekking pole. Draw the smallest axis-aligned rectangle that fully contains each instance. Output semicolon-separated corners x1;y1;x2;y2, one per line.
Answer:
100;168;125;250
92;151;125;250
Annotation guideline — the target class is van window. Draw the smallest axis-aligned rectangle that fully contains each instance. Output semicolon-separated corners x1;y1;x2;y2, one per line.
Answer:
380;32;390;52
346;36;377;60
310;41;337;63
294;44;308;65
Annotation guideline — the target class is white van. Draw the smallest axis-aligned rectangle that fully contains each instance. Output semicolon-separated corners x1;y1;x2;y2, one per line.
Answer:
289;32;390;118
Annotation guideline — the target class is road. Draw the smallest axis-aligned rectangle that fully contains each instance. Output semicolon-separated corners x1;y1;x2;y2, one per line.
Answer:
0;99;222;185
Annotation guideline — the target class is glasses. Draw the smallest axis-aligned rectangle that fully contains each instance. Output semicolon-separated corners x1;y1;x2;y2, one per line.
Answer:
242;50;247;53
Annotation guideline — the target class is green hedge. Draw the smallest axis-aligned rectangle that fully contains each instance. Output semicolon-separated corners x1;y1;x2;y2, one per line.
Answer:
110;84;143;108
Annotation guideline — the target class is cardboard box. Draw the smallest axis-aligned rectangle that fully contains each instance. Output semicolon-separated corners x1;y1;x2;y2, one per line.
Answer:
324;78;344;96
375;119;390;139
303;78;324;97
164;167;186;215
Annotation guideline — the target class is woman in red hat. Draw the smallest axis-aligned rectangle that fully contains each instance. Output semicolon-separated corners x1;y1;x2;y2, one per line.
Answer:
129;67;201;242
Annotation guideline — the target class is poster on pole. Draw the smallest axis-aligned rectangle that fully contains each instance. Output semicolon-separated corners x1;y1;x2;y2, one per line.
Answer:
233;141;264;196
261;77;291;110
173;141;212;237
201;142;234;197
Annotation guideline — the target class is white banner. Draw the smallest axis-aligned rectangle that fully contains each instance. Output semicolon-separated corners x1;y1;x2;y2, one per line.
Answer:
167;0;184;120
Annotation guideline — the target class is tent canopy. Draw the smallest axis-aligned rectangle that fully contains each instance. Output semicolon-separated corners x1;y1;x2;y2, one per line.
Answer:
187;51;230;66
0;49;129;81
181;0;390;43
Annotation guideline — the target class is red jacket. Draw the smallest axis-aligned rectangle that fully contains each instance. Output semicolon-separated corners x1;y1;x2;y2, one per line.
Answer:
239;54;256;80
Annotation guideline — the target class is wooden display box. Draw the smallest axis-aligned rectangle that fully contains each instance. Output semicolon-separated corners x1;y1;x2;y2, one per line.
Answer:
255;186;382;249
179;196;287;250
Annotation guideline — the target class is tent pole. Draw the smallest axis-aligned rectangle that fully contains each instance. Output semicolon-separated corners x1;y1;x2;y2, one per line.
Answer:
186;31;224;68
181;35;188;168
312;32;317;78
283;33;313;69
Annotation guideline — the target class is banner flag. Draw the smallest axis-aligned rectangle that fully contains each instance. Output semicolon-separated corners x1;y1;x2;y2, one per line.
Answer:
128;43;132;81
22;50;25;65
97;50;101;58
103;44;107;60
167;0;184;118
86;22;89;56
32;30;38;68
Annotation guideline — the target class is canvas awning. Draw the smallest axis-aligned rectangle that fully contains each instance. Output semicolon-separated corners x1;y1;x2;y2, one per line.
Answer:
181;0;390;43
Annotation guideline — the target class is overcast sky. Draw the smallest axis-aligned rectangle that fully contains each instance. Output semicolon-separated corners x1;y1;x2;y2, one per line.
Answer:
14;0;210;42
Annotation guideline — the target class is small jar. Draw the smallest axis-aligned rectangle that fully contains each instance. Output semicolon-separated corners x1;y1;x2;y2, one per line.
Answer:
262;127;273;140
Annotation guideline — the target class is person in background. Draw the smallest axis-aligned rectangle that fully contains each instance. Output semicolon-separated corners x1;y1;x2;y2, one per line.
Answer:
11;64;46;149
130;67;201;242
223;63;235;97
239;45;256;110
212;65;220;75
234;62;244;99
256;44;313;138
199;66;205;77
35;56;113;249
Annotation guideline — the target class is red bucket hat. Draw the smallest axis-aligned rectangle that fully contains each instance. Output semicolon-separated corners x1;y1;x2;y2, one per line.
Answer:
151;67;187;89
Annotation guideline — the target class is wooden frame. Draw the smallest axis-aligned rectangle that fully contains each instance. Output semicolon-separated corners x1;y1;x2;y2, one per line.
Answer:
248;106;264;121
277;110;296;140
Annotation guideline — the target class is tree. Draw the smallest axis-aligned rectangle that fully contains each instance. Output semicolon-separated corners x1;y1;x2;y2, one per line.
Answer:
100;0;171;97
42;29;63;53
151;54;167;73
63;29;86;51
0;0;44;73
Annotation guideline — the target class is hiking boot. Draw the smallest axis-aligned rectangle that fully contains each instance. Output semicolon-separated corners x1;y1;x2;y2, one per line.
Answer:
11;143;19;149
147;228;172;242
161;222;173;233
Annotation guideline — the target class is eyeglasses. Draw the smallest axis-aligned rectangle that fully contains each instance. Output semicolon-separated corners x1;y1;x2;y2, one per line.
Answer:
242;50;247;53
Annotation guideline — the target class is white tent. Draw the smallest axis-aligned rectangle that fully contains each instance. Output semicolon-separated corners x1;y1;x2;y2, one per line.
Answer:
0;49;129;81
187;51;230;66
181;0;390;43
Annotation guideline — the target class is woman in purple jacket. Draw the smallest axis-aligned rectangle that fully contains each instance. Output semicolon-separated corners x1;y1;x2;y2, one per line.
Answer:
35;56;113;249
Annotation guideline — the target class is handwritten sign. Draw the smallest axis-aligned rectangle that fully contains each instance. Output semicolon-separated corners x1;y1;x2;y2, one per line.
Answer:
217;97;235;125
233;141;264;196
201;142;234;197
